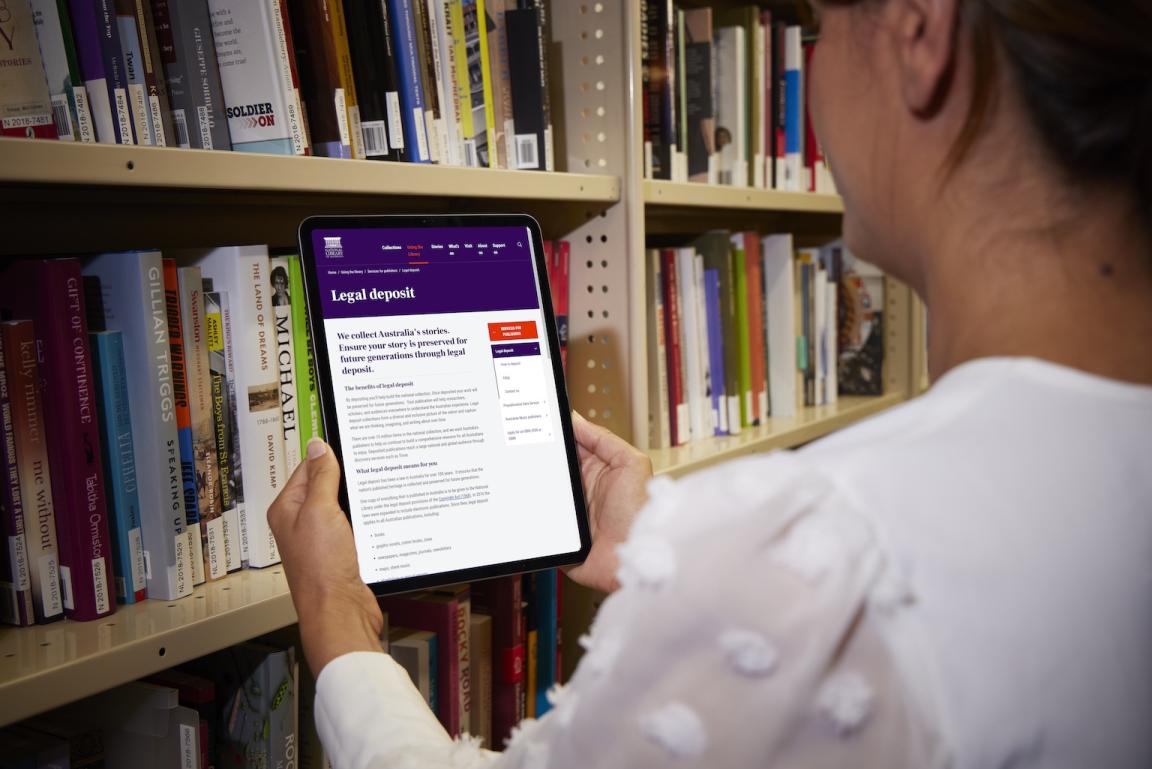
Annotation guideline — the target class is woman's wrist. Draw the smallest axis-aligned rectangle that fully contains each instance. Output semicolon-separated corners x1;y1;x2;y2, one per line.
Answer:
295;581;385;676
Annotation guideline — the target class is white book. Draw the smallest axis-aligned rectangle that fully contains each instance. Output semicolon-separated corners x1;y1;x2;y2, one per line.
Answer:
185;247;285;568
216;289;245;571
83;252;194;601
269;256;301;472
206;0;304;154
645;251;671;450
675;248;705;442
390;628;436;707
761;235;798;418
713;26;747;187
178;267;226;581
753;22;766;189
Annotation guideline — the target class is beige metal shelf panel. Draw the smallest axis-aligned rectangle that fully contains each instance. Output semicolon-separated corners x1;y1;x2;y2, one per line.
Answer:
648;393;906;478
0;567;295;727
0;138;620;202
644;179;844;214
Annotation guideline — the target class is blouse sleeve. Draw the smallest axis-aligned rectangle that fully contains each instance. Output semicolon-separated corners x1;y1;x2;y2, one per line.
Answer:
315;452;942;769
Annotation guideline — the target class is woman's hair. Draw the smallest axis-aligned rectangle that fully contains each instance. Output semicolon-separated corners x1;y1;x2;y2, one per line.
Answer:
825;0;1152;222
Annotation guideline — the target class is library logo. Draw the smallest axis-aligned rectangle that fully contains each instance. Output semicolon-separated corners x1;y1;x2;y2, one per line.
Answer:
324;237;344;259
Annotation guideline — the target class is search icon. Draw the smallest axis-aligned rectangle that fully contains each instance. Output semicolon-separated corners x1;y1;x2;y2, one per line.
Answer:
517;241;523;247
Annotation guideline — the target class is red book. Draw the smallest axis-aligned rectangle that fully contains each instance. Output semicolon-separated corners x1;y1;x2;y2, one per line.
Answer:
0;259;114;621
379;586;471;737
660;248;685;445
276;0;312;155
742;232;768;424
804;42;820;192
471;575;523;747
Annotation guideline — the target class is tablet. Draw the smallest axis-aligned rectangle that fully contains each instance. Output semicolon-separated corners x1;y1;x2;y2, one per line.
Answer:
298;214;591;595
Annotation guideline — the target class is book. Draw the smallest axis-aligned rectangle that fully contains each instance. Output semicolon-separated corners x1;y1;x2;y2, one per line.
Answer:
645;250;671;448
469;612;493;748
525;0;554;171
287;255;323;450
660;248;686;445
682;7;714;183
712;24;746;186
410;0;442;163
87;680;200;769
697;232;740;433
146;668;218;769
504;6;548;171
641;0;676;180
89;330;147;605
0;0;59;139
216;287;248;568
454;0;489;167
204;288;242;573
385;0;432;163
179;267;226;581
730;234;753;426
675;246;705;441
286;0;353;158
797;250;816;406
83;251;195;602
836;247;885;395
342;0;401;161
782;25;803;191
87;0;138;143
151;0;232;149
0;325;34;626
328;0;364;159
428;0;463;166
112;0;157;144
523;572;537;718
715;6;761;187
163;259;206;586
470;575;522;748
1;321;64;623
207;0;303;154
31;0;98;141
124;0;176;146
269;256;300;472
0;259;115;621
531;570;558;717
379;585;471;736
703;267;727;434
480;0;508;168
389;627;437;709
184;246;285;568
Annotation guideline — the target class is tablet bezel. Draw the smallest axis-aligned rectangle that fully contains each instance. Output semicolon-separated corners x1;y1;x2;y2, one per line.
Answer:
298;213;591;595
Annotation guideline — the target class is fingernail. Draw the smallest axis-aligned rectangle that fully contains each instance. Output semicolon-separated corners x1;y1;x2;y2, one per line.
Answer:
571;410;585;422
306;438;327;460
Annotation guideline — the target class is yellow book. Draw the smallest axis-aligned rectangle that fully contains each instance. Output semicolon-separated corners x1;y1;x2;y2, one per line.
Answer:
476;0;498;168
329;0;364;159
451;0;475;164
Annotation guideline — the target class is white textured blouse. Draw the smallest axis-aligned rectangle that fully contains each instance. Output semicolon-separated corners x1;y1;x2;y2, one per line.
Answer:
315;357;1152;768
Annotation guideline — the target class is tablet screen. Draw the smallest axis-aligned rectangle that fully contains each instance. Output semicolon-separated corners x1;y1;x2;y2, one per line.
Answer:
304;218;586;588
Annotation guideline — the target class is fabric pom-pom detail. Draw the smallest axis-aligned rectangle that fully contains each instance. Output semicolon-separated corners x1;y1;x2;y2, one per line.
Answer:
450;733;486;767
718;629;780;677
577;632;623;677
639;702;709;759
817;671;875;736
504;717;540;750
546;683;580;727
615;536;677;590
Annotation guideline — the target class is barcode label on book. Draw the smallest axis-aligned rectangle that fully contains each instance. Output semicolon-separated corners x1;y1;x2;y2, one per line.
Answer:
92;557;110;615
150;94;168;146
544;126;555;171
462;138;478;168
180;724;197;769
514;133;539;169
38;554;62;617
174;530;190;597
197;106;214;150
207;516;226;580
424;110;440;163
8;534;29;591
114;88;133;144
361;120;389;157
129;527;146;593
73;87;96;143
190;528;205;586
223;506;240;571
348;105;365;159
173;109;191;148
386;92;404;149
238;501;249;563
129;83;151;145
60;564;74;610
414;108;430;161
334;88;351;155
51;94;74;140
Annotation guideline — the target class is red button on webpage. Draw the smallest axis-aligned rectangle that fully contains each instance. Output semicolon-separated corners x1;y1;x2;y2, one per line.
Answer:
487;320;538;341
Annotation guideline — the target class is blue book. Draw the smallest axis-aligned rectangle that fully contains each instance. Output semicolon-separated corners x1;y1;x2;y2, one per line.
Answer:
783;26;803;190
386;0;432;162
704;269;727;436
534;569;558;716
89;331;146;604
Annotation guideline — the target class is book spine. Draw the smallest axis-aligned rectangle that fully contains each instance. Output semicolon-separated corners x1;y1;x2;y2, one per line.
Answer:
431;0;462;165
275;0;310;154
328;0;364;159
269;256;300;472
133;0;174;145
113;0;154;144
692;253;712;434
528;0;552;170
783;25;802;191
31;0;94;141
287;256;323;449
81;252;193;601
179;267;226;580
341;0;398;160
0;0;59;139
204;290;241;573
217;288;248;565
377;0;406;159
286;0;348;158
386;0;431;162
149;0;188;146
89;331;147;604
674;248;701;442
3;321;64;622
0;326;34;626
703;268;725;435
682;8;714;183
645;250;670;448
456;591;471;735
168;0;232;150
480;0;506;168
95;0;136;143
451;0;478;166
164;259;206;586
660;249;685;446
744;233;768;423
67;0;117;142
732;237;753;427
504;7;545;171
410;0;441;163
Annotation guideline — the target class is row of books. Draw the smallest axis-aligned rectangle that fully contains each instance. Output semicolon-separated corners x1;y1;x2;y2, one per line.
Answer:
5;0;555;169
0;574;561;766
0;240;571;625
646;232;884;448
641;2;833;192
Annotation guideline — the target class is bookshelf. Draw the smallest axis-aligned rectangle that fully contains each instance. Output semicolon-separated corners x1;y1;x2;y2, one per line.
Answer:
0;0;920;729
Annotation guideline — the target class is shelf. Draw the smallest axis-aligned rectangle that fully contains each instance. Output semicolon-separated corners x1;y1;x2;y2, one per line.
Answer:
0;567;295;727
649;393;906;478
644;179;843;214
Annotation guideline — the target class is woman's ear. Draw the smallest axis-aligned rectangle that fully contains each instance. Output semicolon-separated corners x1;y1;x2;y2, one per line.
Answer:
891;0;961;116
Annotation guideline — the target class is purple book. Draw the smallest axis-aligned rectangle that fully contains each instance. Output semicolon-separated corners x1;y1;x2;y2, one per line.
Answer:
0;260;115;621
704;268;727;436
68;0;134;144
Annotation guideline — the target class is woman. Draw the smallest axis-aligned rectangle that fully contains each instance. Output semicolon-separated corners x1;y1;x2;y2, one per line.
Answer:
269;0;1152;765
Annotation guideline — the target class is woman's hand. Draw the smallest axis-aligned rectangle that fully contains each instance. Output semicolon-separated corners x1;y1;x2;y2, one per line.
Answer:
564;412;654;594
268;439;385;677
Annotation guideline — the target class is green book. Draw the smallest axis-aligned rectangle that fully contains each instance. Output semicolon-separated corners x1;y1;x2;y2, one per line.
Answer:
287;255;324;450
731;235;753;427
